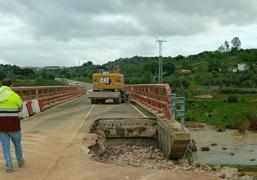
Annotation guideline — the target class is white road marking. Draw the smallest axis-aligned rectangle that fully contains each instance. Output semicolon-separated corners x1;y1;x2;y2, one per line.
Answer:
129;103;147;118
68;105;95;143
40;104;95;180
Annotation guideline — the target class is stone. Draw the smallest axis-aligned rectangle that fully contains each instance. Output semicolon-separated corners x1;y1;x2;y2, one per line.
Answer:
201;146;210;151
218;167;239;179
92;144;244;179
202;165;211;171
195;162;201;168
239;176;254;180
178;159;188;166
217;128;226;132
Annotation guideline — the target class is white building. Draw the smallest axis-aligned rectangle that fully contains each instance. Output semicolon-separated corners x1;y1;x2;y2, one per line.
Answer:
238;63;248;71
229;63;248;72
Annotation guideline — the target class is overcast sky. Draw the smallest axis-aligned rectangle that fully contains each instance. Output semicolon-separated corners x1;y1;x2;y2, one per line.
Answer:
0;0;257;67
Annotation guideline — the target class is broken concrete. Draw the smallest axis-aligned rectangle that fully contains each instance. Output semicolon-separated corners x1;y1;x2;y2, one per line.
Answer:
129;100;191;160
157;118;191;159
90;116;191;160
91;118;157;138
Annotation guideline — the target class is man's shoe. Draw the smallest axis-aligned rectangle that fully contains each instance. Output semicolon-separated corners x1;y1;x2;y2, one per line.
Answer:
6;168;13;173
18;159;25;168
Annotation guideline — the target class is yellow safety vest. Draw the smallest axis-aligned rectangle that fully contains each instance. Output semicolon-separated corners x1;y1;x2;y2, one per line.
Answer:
0;86;23;116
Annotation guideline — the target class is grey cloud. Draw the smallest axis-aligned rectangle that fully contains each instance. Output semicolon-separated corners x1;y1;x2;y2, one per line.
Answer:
1;0;257;41
0;0;257;66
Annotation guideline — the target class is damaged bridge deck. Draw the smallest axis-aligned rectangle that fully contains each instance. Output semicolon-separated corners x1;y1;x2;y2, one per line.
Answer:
0;95;209;180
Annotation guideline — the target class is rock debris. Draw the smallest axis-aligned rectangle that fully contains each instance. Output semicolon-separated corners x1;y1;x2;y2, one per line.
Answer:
92;145;253;180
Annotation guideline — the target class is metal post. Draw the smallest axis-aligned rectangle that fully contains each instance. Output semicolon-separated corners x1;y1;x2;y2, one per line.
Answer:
172;96;186;131
176;97;185;132
36;89;39;99
156;39;166;83
159;42;162;83
170;93;176;122
180;97;185;132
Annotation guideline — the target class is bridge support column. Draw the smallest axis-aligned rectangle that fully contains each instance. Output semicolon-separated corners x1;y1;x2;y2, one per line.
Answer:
157;118;190;159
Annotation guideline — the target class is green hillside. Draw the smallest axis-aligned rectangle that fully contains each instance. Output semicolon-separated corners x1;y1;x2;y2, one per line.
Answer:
1;48;257;130
104;49;257;92
1;48;257;90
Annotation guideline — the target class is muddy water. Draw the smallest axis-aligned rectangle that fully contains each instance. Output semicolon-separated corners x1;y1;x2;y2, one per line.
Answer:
191;125;257;165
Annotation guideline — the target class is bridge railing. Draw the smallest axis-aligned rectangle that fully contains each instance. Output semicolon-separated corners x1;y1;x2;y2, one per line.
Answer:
13;86;85;118
125;84;172;120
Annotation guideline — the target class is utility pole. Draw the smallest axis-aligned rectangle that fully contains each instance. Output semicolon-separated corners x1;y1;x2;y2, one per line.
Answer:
156;38;166;83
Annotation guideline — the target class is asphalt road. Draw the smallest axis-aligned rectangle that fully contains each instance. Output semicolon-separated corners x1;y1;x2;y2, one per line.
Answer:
0;96;213;180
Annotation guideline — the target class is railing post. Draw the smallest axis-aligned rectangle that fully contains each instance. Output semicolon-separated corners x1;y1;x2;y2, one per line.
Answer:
176;97;185;131
170;93;176;122
181;98;185;132
170;93;186;131
36;89;39;99
175;97;185;132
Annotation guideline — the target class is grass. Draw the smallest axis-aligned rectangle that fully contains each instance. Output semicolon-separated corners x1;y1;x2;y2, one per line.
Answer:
222;164;257;177
207;164;257;177
185;93;257;129
73;77;91;83
229;164;257;173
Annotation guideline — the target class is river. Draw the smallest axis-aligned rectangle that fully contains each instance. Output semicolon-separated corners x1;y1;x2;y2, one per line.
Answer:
191;125;257;165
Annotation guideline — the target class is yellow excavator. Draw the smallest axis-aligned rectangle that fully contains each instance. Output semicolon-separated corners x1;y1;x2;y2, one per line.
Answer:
88;68;129;104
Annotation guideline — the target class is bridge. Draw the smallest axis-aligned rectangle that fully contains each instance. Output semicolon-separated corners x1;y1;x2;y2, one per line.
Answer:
0;83;207;180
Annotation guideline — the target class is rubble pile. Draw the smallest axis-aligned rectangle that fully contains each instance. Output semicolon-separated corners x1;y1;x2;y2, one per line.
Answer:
95;145;254;179
98;145;174;170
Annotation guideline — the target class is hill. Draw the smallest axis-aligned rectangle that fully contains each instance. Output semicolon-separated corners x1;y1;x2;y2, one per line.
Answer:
1;48;257;90
105;49;257;91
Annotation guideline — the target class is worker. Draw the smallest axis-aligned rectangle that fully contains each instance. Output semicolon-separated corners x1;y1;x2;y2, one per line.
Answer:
0;80;25;173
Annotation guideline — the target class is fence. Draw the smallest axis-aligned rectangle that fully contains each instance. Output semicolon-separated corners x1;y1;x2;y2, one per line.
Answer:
125;84;172;120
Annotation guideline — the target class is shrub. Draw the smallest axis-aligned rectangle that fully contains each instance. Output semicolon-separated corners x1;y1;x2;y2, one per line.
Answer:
233;112;256;131
235;119;250;132
227;96;238;103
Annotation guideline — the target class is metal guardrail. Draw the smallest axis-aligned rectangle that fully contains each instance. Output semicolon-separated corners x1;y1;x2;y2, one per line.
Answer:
125;84;172;120
170;93;185;131
13;86;85;109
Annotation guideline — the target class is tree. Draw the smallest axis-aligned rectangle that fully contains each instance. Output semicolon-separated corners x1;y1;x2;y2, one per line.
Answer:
181;79;190;89
218;45;225;53
231;37;241;51
141;71;152;83
20;68;35;77
0;71;6;80
208;59;221;72
163;60;176;75
224;41;230;52
143;62;158;75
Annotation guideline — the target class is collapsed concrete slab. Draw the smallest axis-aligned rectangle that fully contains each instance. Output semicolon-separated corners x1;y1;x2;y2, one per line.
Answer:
90;116;191;160
92;118;157;138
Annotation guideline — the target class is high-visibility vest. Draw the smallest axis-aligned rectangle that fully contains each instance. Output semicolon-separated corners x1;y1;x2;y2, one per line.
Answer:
0;86;23;132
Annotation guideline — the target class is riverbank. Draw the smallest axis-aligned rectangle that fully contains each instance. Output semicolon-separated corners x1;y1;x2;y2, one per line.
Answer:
187;123;257;177
186;93;257;130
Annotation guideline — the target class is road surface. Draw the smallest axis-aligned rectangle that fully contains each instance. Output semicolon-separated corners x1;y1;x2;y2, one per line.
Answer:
0;96;214;180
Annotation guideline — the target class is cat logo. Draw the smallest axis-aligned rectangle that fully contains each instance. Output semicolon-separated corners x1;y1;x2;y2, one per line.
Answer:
100;77;112;84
